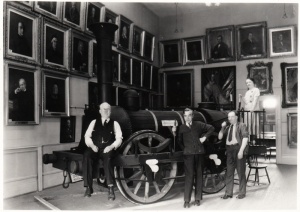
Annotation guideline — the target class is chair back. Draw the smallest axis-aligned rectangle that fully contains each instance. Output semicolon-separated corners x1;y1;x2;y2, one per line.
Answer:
247;145;267;167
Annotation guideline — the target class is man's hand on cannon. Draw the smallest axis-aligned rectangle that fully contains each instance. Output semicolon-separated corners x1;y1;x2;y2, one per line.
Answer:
103;145;114;153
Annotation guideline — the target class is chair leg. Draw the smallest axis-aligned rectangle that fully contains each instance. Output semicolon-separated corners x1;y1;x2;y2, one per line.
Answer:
247;168;251;182
254;169;257;185
265;167;271;184
256;169;260;185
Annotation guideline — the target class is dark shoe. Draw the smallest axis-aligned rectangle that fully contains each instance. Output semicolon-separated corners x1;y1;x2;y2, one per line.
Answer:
221;194;232;199
108;186;115;201
84;187;93;197
183;201;190;208
195;200;200;206
236;194;245;199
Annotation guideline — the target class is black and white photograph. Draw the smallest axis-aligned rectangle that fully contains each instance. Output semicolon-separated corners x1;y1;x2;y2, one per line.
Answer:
71;33;90;76
120;54;131;84
281;62;298;108
160;39;182;67
118;15;133;52
60;116;76;143
143;31;155;61
63;2;83;30
182;36;205;65
132;25;143;57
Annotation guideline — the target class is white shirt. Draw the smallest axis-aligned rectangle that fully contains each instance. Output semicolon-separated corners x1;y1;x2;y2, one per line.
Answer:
226;124;238;145
244;87;260;111
84;118;123;149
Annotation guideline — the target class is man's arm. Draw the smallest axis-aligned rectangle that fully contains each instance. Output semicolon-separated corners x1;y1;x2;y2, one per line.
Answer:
111;121;123;150
238;123;249;159
218;123;227;140
84;120;97;148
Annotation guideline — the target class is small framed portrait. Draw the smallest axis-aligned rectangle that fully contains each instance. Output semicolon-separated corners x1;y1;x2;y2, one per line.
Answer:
85;2;103;33
160;40;182;67
132;25;143;57
112;51;119;82
42;70;70;117
281;62;298;108
236;22;267;60
247;61;273;95
63;2;84;30
5;61;39;125
120;54;131;84
182;36;205;65
60;116;76;143
269;25;297;58
89;82;99;108
71;31;91;77
287;113;297;148
151;66;159;92
5;4;41;64
202;66;236;110
117;15;133;52
131;59;142;87
142;31;155;61
90;40;97;77
34;2;63;21
42;18;70;71
101;8;118;45
143;63;152;89
207;25;235;63
165;70;194;108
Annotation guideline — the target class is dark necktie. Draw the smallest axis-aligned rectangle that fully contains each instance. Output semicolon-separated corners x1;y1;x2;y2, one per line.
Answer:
104;119;108;127
228;125;233;142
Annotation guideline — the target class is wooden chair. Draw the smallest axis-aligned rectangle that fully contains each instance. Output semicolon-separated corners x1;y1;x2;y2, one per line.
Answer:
247;145;271;185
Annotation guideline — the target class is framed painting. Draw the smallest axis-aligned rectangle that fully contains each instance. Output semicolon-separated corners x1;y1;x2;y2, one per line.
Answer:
281;62;298;108
143;62;152;89
201;66;236;110
132;25;143;57
71;31;91;77
269;25;297;58
63;2;85;31
160;40;182;67
5;3;41;64
120;54;131;84
142;31;155;61
236;21;267;60
112;51;119;82
287;113;297;148
34;2;63;21
5;61;39;125
131;59;142;87
207;25;235;63
151;66;159;92
247;61;273;95
60;116;76;143
182;36;205;65
117;15;133;53
85;2;103;33
165;70;194;108
90;40;97;77
42;70;70;117
101;8;118;45
42;18;70;71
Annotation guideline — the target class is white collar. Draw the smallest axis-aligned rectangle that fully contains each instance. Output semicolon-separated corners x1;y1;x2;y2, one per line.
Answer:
101;118;110;124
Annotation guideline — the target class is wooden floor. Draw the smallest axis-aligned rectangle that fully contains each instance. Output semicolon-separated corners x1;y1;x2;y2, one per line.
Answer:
3;158;298;210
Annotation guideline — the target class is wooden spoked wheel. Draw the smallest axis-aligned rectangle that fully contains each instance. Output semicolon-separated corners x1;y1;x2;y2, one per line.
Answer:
114;131;178;204
202;168;226;194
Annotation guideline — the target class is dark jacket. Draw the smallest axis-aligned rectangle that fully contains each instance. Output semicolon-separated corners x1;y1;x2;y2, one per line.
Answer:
222;122;249;155
178;121;215;155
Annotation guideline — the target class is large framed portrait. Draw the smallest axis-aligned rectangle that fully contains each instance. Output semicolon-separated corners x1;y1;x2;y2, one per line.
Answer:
71;31;91;77
112;51;119;82
85;2;103;33
120;54;131;84
132;25;143;57
182;36;205;65
236;22;267;60
142;31;155;61
42;70;70;117
165;70;194;108
201;66;236;110
207;25;235;63
89;82;99;108
34;2;63;21
5;3;41;64
247;61;273;95
287;113;297;148
117;15;133;53
160;40;182;67
151;66;159;92
42;18;70;71
5;61;39;125
131;59;142;87
281;62;298;108
90;40;97;77
63;2;84;31
143;62;152;89
101;8;118;45
269;25;297;58
60;116;76;143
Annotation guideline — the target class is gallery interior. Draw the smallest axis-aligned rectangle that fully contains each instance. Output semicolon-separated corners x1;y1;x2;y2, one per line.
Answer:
1;1;299;210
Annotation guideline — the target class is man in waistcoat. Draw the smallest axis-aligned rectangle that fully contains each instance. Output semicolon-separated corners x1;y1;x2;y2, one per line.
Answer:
178;108;215;208
83;102;123;200
218;111;249;200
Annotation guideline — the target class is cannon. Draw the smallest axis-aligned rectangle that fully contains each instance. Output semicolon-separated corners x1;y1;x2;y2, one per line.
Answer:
43;22;229;204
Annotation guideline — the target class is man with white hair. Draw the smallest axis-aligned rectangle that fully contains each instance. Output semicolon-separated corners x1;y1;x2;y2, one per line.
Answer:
83;102;122;200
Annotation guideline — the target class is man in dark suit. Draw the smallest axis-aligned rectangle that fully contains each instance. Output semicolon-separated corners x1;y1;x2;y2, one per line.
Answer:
273;33;291;53
74;40;87;72
218;111;249;200
241;32;259;55
46;35;63;65
211;35;230;59
178;108;215;208
68;2;79;25
11;21;31;57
